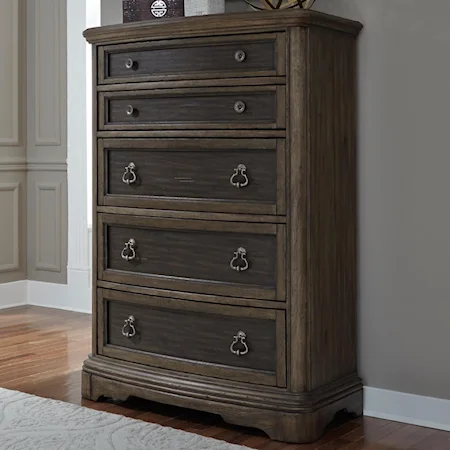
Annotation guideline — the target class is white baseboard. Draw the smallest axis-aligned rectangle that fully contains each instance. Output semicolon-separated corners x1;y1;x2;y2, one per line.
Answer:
27;269;92;314
364;386;450;432
0;280;28;310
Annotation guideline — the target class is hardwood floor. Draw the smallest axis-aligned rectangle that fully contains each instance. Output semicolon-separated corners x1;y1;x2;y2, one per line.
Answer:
1;305;448;449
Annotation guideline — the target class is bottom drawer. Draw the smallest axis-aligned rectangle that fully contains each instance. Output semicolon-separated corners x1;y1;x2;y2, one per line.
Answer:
98;289;286;387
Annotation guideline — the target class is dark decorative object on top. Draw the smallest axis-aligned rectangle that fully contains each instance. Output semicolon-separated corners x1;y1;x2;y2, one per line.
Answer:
123;0;184;22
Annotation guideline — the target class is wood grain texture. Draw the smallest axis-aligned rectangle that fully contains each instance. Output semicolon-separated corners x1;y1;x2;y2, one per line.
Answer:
98;289;286;386
98;214;285;301
100;86;285;131
91;45;99;355
83;9;363;45
98;138;285;215
306;27;359;390
97;205;287;223
100;33;283;84
4;307;440;449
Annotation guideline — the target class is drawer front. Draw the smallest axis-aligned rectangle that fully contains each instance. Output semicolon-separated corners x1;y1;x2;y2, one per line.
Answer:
99;33;286;84
99;86;285;131
98;138;285;215
98;214;286;301
98;289;286;387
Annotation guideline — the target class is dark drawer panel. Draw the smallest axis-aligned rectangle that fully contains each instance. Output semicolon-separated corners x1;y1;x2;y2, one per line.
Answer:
98;289;286;386
98;214;286;301
99;86;285;131
99;138;286;215
99;33;286;84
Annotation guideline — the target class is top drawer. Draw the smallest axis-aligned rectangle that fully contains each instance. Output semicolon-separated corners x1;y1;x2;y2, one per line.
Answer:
98;33;286;84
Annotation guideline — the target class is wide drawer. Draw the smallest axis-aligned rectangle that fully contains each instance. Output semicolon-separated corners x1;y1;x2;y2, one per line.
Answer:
99;86;285;131
98;289;286;387
98;138;286;215
98;33;286;84
98;214;286;301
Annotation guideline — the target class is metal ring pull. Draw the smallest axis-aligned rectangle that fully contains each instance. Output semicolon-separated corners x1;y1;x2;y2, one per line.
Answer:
230;247;249;272
125;58;135;69
122;315;136;338
121;238;136;262
126;105;136;116
230;331;249;356
122;162;137;185
230;164;249;189
234;101;246;114
234;50;246;63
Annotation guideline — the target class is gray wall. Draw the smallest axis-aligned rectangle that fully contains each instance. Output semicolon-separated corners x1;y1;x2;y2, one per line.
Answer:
314;0;450;399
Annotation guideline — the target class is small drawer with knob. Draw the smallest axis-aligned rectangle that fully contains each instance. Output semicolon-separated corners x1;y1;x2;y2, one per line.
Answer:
98;138;286;215
97;288;286;387
98;85;285;131
98;214;286;301
98;33;286;84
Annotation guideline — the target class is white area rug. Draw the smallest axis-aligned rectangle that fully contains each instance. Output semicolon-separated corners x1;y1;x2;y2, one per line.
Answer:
0;388;251;450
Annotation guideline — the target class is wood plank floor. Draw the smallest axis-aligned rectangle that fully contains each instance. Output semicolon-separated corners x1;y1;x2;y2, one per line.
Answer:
1;305;448;449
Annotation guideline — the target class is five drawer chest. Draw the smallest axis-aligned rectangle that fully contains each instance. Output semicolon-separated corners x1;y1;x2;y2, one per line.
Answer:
82;9;363;443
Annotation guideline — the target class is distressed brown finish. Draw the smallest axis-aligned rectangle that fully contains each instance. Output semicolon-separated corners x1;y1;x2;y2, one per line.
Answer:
83;9;362;45
98;289;286;386
306;27;359;390
97;206;287;223
99;86;285;131
100;33;285;84
98;213;286;301
99;138;286;215
3;307;448;450
83;8;363;444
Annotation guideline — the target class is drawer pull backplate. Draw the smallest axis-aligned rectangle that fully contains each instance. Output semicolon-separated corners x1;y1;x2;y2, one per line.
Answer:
122;162;137;185
230;331;249;356
230;164;249;189
230;247;249;272
122;315;136;338
121;238;136;262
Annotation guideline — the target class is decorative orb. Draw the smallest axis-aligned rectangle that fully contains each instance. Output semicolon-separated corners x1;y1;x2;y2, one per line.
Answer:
243;0;316;10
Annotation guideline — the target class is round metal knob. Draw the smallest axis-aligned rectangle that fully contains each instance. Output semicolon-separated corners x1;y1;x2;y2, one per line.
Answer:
125;58;134;69
234;101;246;114
234;50;246;63
126;105;135;116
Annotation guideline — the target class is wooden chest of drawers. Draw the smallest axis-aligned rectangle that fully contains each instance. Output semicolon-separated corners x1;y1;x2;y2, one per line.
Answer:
83;10;363;443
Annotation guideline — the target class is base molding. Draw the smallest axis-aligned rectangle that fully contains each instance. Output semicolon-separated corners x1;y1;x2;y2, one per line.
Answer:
0;280;27;310
364;386;450;432
82;354;363;443
27;269;92;314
